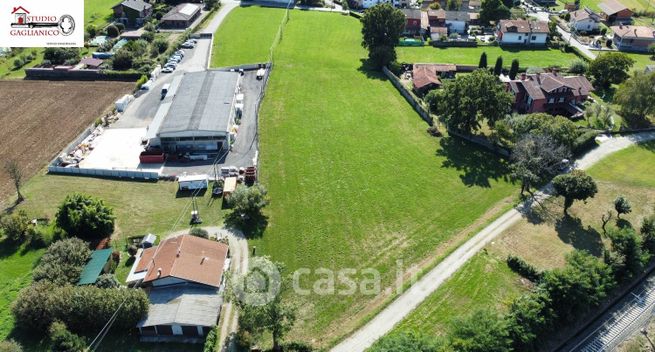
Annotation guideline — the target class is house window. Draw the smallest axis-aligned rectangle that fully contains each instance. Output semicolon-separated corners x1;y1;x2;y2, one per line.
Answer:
518;35;522;40
558;97;565;103
181;325;199;336
527;96;533;105
156;325;174;336
531;35;536;40
548;98;554;103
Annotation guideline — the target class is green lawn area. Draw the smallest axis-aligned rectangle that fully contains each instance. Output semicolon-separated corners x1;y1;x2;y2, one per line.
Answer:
593;51;655;72
85;0;118;29
391;141;655;339
0;49;44;79
0;247;44;340
396;46;580;68
209;7;518;347
210;6;287;67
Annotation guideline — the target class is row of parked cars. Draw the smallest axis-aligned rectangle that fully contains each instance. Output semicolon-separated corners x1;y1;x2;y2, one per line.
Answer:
161;39;197;73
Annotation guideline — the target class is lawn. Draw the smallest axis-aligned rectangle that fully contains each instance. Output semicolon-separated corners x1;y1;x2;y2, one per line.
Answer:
391;141;655;340
85;0;118;29
396;45;580;68
593;51;655;72
0;49;44;79
210;7;518;348
210;6;287;67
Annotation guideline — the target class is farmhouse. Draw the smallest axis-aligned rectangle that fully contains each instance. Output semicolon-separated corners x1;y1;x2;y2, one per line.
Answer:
146;71;239;156
128;235;230;341
610;25;655;52
569;8;601;33
112;0;153;26
506;72;594;116
598;0;633;23
496;19;549;46
161;3;202;28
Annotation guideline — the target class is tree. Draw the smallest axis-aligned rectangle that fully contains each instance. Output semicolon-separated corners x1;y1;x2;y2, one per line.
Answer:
583;103;614;130
506;291;554;351
649;43;655;59
204;0;221;9
493;56;503;76
86;24;97;38
238;291;295;351
0;210;30;244
360;4;405;68
479;52;487;68
153;38;169;54
450;309;512;352
606;227;648;280
641;215;655;255
49;321;86;352
190;227;209;238
614;71;655;124
552;170;598;214
447;0;461;10
433;69;513;133
587;52;635;89
370;332;446;352
56;193;115;239
4;160;23;202
614;196;632;219
106;24;119;37
225;184;270;233
43;48;79;65
509;59;519;79
510;134;570;196
495;113;581;150
111;48;134;70
32;238;91;285
480;0;511;24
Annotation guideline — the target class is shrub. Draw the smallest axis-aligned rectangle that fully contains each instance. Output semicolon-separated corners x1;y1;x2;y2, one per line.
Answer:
106;24;119;37
142;31;154;43
203;327;218;352
56;193;115;239
43;48;79;65
32;238;91;285
0;340;23;352
0;210;30;243
115;22;125;32
94;273;120;288
12;57;25;69
86;24;97;38
614;196;632;218
507;255;542;282
190;227;209;238
49;321;86;352
12;282;149;332
136;74;148;89
568;59;588;74
153;38;168;54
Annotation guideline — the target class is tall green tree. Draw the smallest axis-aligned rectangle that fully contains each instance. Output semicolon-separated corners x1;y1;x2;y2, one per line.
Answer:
49;321;86;352
369;332;446;352
493;56;503;76
509;59;519;79
479;52;488;68
587;52;635;89
450;309;512;352
506;291;554;351
606;227;649;280
225;184;270;235
360;4;405;68
56;193;115;239
480;0;511;24
641;215;655;255
614;195;632;219
431;69;512;133
552;170;598;214
614;71;655;123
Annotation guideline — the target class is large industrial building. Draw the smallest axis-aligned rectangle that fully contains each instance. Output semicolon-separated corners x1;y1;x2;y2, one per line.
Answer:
146;71;239;156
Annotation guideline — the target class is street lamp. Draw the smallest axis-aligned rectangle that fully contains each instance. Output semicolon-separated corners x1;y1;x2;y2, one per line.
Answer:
641;328;655;351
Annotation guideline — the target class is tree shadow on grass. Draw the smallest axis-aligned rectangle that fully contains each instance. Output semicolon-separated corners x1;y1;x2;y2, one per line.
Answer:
435;136;511;188
357;58;386;81
522;197;561;225
555;215;604;257
224;213;268;239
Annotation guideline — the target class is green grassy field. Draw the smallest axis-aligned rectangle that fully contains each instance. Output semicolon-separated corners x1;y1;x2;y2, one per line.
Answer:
397;46;580;68
0;49;44;79
85;0;118;29
391;141;655;338
593;51;654;72
209;7;518;347
0;247;44;340
210;6;287;67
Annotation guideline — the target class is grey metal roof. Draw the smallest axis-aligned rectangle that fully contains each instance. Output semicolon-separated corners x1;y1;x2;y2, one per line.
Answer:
115;0;152;12
444;11;469;22
162;3;201;21
138;285;223;327
158;71;238;136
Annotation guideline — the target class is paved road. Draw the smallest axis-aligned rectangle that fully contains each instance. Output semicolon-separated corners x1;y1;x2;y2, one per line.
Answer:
331;132;655;352
528;5;597;60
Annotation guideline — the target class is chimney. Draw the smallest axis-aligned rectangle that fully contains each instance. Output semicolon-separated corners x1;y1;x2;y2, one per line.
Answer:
157;268;162;277
177;249;181;257
201;257;207;264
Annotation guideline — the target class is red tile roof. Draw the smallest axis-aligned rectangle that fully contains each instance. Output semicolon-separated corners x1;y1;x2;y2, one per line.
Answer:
413;64;442;90
610;25;655;39
598;0;629;15
136;235;229;288
509;72;594;100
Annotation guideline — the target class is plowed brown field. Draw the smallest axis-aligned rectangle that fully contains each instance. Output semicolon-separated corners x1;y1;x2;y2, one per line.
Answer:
0;80;133;207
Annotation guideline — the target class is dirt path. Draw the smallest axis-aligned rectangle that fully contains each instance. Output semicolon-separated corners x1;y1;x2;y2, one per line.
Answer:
331;132;655;352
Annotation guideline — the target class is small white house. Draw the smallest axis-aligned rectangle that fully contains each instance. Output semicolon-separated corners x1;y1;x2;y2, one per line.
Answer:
569;8;600;33
177;174;209;191
496;20;549;46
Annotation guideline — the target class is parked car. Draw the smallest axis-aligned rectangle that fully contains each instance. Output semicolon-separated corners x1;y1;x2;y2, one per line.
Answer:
165;63;177;69
175;50;185;57
181;41;195;49
172;55;183;61
162;67;174;73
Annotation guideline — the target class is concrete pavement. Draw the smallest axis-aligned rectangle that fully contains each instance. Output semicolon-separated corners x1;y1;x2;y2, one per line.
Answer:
331;132;655;352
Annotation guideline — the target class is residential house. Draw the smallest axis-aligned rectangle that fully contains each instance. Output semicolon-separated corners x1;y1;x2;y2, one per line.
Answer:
79;57;104;70
402;9;423;35
358;0;391;9
598;0;633;23
430;26;448;41
468;12;480;26
610;25;655;52
161;3;202;28
506;72;594;116
412;64;457;94
128;235;230;341
113;0;153;26
444;11;470;34
496;19;549;46
468;0;481;10
428;9;446;27
569;7;601;32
